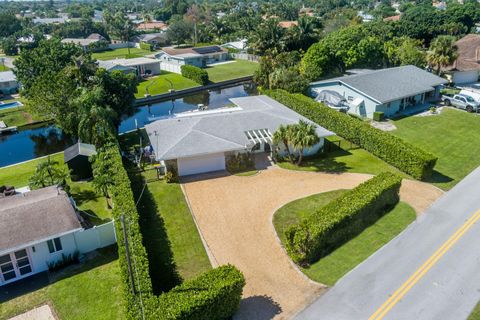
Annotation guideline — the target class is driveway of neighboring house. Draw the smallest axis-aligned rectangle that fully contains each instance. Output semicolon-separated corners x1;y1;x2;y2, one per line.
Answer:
181;168;443;320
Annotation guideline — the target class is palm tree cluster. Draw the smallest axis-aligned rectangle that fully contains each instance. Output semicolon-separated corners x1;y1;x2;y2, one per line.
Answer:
426;35;458;75
272;120;320;165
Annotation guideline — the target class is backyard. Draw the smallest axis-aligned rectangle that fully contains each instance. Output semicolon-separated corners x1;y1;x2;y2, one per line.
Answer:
0;105;40;128
391;108;480;190
273;190;416;285
92;47;155;60
206;60;258;83
0;246;124;320
135;72;199;98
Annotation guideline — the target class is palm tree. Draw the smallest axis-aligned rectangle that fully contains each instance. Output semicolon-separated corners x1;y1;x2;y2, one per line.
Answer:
290;120;320;165
29;156;70;191
272;124;294;162
426;35;458;75
251;18;285;55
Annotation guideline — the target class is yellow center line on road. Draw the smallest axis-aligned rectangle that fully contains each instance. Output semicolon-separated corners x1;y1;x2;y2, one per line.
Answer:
369;209;480;320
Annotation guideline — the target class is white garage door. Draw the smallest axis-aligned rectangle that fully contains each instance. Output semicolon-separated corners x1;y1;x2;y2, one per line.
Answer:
453;71;479;84
177;153;226;176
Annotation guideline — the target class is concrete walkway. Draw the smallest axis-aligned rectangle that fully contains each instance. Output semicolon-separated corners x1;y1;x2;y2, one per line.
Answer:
9;305;55;320
181;168;443;319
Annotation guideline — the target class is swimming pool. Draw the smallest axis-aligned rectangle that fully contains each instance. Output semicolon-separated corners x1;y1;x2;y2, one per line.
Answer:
0;101;23;110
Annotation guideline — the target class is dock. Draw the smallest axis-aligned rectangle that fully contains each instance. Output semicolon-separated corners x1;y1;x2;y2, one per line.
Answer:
0;120;17;134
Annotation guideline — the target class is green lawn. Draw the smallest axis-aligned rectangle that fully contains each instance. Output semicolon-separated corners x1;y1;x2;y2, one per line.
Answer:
0;65;9;71
136;72;199;98
92;47;154;60
0;247;124;320
0;152;112;224
278;137;407;178
0;106;40;128
273;190;416;285
206;60;258;83
469;302;480;320
392;108;480;190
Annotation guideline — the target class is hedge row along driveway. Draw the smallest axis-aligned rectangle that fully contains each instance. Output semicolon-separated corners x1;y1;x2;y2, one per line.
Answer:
263;89;438;180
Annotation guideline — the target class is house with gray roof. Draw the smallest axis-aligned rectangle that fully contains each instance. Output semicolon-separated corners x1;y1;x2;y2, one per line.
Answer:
0;71;19;95
145;95;334;176
310;65;447;118
97;57;161;77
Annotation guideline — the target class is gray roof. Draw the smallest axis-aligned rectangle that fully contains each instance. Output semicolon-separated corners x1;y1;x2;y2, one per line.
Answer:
61;38;100;46
311;65;448;104
64;142;97;163
97;60;136;72
0;71;16;83
0;186;82;253
145;95;334;160
136;33;167;42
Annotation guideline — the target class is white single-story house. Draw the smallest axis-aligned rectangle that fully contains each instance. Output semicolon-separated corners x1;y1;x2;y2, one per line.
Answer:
0;186;116;286
309;65;447;119
97;57;161;77
154;45;229;74
0;71;19;95
135;33;168;50
32;17;68;24
145;95;334;176
442;34;480;84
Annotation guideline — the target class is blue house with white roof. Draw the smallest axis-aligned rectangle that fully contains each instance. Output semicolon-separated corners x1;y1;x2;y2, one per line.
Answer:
310;65;447;119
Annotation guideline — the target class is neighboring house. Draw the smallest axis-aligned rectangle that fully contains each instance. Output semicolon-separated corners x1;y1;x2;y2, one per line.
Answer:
136;21;168;32
64;142;97;181
278;21;298;28
442;34;480;84
383;15;401;22
310;65;447;118
221;39;248;52
32;17;67;24
86;33;106;41
145;95;334;176
135;33;168;50
155;45;229;74
97;57;161;77
358;11;374;22
61;38;105;50
0;71;19;95
0;186;116;286
432;1;447;10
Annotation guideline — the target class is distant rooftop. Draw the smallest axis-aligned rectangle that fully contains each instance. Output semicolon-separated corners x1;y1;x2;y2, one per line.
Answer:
0;186;82;253
0;71;16;83
161;45;227;57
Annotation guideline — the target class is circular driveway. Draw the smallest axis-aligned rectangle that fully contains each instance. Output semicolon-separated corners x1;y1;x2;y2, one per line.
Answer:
181;168;443;319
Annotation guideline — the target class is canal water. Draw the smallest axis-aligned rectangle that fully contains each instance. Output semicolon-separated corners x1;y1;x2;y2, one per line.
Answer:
0;82;258;167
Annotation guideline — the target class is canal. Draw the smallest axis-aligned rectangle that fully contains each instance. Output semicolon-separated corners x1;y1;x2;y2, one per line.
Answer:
0;82;258;167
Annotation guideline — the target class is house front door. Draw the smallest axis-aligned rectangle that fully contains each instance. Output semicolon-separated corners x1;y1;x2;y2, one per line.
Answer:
0;249;33;284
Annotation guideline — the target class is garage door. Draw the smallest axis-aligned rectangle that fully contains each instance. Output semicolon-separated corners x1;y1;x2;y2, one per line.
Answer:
177;153;226;176
453;71;479;84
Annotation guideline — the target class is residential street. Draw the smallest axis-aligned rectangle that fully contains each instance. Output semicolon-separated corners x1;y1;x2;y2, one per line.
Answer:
296;167;480;320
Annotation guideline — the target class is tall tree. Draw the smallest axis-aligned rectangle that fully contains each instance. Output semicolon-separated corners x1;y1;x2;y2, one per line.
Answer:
290;120;320;166
426;35;458;75
273;124;294;162
104;11;136;55
29;156;70;191
0;13;22;37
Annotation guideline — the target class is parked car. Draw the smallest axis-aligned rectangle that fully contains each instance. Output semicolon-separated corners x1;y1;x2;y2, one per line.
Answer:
442;94;479;112
314;90;350;112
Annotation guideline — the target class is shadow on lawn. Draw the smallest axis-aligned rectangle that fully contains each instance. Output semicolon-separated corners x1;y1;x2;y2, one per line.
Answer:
129;171;181;294
0;246;118;304
423;170;454;186
282;149;352;173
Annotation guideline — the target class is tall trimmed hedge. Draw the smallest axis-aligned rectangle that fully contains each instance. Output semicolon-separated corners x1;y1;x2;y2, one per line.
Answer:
181;65;209;85
263;89;437;180
104;144;245;320
285;172;402;264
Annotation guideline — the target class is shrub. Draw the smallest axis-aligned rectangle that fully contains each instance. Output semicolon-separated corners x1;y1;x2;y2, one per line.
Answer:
373;111;384;121
226;153;254;173
284;172;402;264
164;168;178;183
181;65;209;85
139;41;153;51
102;144;245;319
262;89;437;180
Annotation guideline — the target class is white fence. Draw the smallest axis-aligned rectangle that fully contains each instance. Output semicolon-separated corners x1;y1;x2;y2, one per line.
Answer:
160;62;182;74
108;42;136;50
74;221;117;254
230;53;260;62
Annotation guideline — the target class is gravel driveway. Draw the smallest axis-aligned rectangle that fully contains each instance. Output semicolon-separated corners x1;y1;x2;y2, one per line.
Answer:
181;168;443;319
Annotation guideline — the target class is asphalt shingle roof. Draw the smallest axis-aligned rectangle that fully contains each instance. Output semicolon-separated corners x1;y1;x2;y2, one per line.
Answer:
64;142;97;163
0;186;82;253
145;95;334;160
312;65;447;104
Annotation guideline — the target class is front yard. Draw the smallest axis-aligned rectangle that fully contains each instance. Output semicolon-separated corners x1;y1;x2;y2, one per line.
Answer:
273;190;416;286
206;60;258;83
92;47;155;60
391;108;480;190
135;72;200;98
0;246;124;320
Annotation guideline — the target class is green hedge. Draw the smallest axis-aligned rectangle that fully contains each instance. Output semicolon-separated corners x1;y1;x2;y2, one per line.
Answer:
139;41;153;51
263;89;437;180
181;65;209;85
284;172;402;264
103;144;245;319
373;111;384;122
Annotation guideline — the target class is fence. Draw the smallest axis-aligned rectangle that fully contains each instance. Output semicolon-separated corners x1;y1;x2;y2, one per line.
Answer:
108;42;136;50
74;221;117;254
230;53;260;62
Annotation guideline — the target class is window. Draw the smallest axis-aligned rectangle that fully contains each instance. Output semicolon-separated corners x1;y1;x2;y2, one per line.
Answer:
47;237;63;253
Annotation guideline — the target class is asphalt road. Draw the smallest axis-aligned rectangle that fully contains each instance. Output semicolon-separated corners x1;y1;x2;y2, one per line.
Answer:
296;167;480;320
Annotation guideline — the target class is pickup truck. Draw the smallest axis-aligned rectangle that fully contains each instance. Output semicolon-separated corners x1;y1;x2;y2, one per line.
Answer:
442;94;479;112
